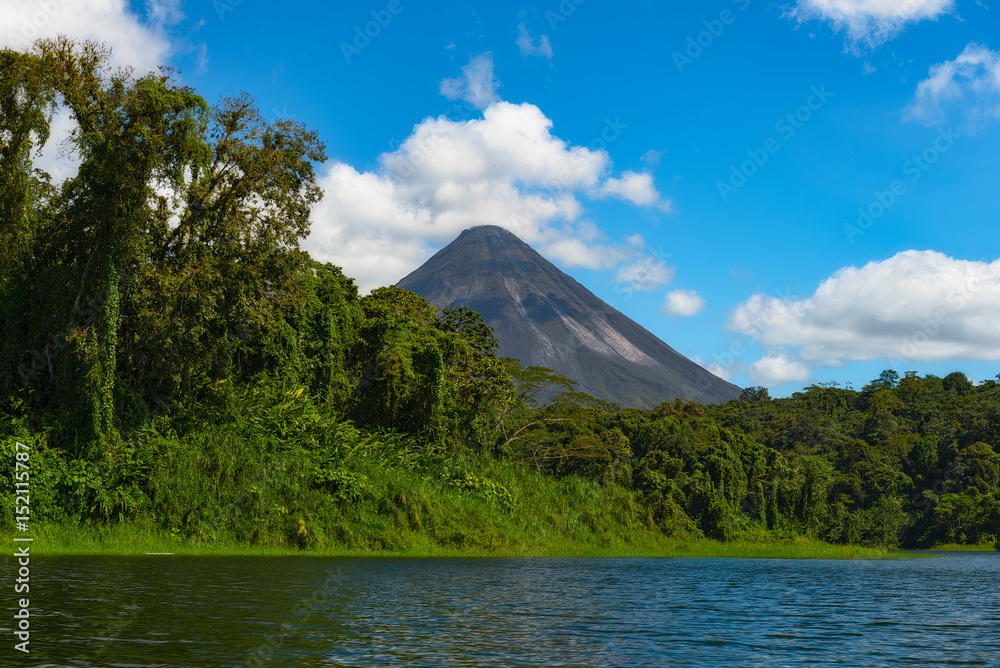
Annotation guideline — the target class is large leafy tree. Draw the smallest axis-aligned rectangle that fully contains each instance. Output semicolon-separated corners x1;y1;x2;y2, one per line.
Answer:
349;288;514;449
351;286;447;439
2;39;212;445
127;92;327;402
436;306;515;450
0;49;54;282
37;39;211;444
1;39;328;448
0;49;56;394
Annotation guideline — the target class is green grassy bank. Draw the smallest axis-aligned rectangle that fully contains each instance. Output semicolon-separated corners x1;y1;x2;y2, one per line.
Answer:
6;396;993;561
3;421;898;560
911;542;998;552
4;523;892;559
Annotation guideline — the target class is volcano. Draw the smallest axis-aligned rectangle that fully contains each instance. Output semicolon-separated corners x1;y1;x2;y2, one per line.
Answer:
396;226;742;408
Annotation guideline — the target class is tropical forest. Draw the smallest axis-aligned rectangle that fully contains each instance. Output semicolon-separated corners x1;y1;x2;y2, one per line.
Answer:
2;40;998;556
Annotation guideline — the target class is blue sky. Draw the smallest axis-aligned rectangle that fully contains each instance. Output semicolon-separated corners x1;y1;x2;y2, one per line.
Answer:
4;0;999;395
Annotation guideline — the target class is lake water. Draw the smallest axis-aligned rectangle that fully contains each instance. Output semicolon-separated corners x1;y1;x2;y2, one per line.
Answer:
3;552;999;667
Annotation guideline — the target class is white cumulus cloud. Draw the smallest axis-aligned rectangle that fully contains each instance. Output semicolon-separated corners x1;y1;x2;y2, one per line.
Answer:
305;100;672;292
750;355;812;387
790;0;954;50
1;0;185;184
661;289;706;318
594;170;672;211
440;53;501;110
905;43;1000;130
730;250;1000;365
0;0;175;73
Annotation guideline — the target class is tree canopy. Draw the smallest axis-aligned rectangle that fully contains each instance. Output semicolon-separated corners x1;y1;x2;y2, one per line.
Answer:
1;41;997;552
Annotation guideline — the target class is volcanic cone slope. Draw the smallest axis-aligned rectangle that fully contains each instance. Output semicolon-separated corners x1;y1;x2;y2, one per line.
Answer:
397;225;742;408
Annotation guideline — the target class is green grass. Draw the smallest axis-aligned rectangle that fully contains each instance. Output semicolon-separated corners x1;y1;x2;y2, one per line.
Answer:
0;420;910;561
917;542;998;552
4;521;892;559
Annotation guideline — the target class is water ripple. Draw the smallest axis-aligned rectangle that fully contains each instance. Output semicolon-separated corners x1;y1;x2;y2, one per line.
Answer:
2;552;998;667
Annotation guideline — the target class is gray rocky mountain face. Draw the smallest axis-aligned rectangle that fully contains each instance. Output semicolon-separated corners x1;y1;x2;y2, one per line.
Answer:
397;225;742;408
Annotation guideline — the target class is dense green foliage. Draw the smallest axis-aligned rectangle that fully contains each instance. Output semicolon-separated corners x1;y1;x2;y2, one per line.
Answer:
1;42;996;553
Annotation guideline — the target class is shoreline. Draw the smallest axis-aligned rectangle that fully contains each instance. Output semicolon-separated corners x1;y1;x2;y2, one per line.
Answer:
3;528;920;560
894;543;999;553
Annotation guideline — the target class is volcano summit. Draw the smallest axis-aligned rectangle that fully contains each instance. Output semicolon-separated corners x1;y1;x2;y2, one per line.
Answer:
397;226;741;408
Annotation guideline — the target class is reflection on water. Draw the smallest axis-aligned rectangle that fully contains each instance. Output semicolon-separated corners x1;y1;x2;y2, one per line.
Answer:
2;552;998;667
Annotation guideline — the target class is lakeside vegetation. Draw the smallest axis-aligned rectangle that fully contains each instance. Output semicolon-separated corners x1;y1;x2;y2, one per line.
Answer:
905;543;999;552
6;529;894;560
1;40;997;558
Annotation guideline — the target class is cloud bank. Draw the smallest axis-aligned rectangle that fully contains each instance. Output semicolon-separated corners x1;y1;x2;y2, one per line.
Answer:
730;250;1000;366
0;0;175;72
1;0;184;184
306;56;673;292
